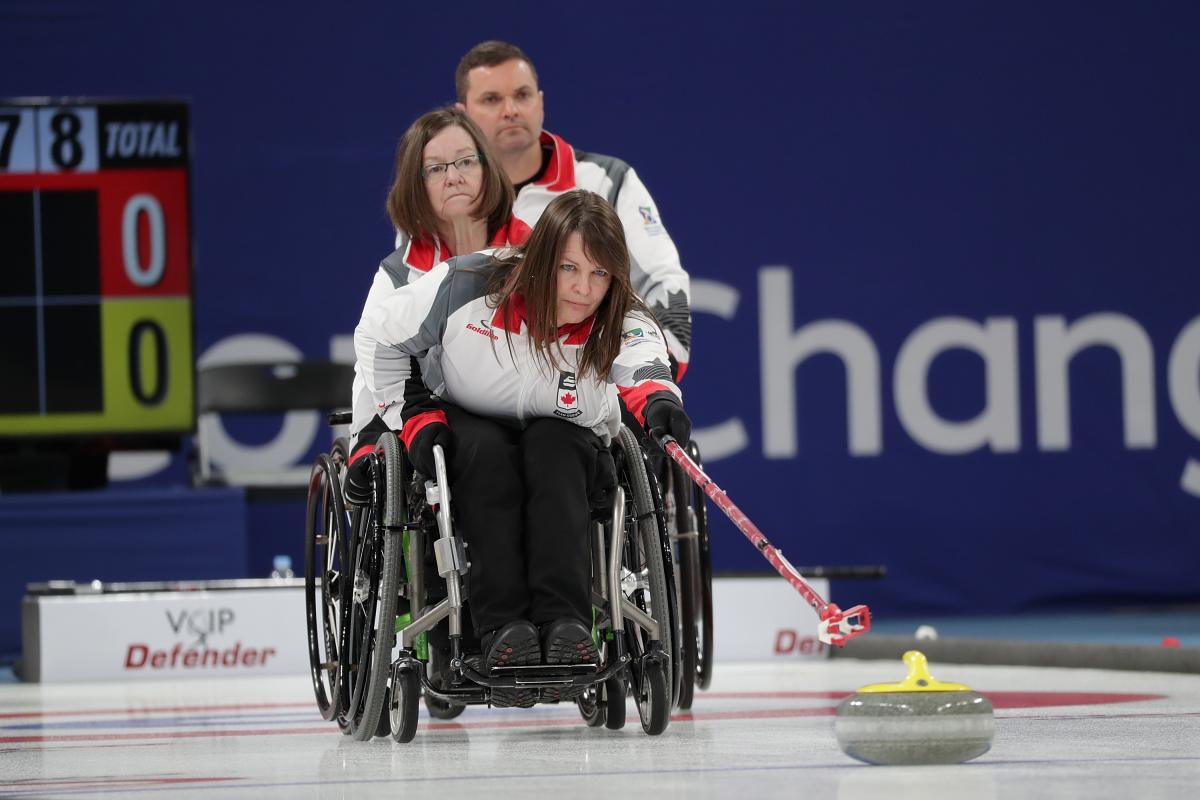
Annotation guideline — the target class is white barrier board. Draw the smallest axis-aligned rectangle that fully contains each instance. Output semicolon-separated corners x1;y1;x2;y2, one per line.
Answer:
21;575;833;682
23;584;309;683
712;576;833;662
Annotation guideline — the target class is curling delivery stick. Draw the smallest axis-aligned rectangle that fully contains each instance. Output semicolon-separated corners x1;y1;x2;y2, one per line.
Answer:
659;435;871;646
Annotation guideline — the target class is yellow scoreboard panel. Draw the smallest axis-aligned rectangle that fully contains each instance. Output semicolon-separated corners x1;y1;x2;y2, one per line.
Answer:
0;99;194;437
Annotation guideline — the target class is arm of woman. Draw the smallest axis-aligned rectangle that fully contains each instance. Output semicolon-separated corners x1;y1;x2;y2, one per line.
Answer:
354;260;452;437
610;312;690;445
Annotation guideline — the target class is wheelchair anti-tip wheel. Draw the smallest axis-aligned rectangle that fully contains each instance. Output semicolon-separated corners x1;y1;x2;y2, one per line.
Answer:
304;446;350;722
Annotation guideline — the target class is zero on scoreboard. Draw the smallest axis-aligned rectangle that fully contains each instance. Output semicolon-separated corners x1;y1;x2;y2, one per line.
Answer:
0;99;194;438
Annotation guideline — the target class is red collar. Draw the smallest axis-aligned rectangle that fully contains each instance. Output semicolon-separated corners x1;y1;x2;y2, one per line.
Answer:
535;131;576;192
404;215;532;272
490;292;596;345
491;292;528;333
557;316;596;345
495;216;532;247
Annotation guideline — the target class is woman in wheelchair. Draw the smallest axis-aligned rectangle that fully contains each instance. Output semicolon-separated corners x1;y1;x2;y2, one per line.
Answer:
348;106;531;455
347;189;691;708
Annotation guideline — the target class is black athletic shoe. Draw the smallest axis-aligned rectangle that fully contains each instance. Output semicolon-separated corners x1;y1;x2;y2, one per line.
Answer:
482;619;540;708
540;618;599;702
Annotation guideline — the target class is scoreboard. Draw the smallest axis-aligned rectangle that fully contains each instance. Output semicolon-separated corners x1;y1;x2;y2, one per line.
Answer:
0;99;194;440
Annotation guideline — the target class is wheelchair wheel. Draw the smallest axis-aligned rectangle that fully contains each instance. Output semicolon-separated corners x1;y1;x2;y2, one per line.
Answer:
689;441;715;691
603;675;626;730
389;665;421;743
579;673;627;729
424;642;465;720
673;441;714;705
375;686;392;738
670;459;698;710
675;534;699;711
344;433;405;741
577;684;606;727
424;693;465;721
341;507;379;736
305;453;350;722
635;658;669;736
614;426;673;732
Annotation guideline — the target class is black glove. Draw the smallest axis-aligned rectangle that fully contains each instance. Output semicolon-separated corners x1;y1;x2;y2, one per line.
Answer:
407;422;455;477
344;455;374;506
644;400;691;448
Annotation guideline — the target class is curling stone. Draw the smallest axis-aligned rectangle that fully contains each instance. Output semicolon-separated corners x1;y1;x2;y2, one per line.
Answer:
835;650;994;765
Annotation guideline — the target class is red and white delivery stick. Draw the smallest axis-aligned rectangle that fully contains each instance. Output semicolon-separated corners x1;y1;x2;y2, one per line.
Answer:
660;436;871;646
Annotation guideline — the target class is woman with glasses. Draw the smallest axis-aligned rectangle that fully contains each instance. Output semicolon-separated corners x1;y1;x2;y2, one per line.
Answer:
347;107;531;463
352;190;692;707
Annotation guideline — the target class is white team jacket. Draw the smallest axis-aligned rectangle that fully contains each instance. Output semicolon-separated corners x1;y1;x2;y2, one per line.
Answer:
354;251;682;447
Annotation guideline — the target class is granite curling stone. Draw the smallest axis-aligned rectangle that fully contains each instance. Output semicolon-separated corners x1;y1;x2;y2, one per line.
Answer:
835;650;994;765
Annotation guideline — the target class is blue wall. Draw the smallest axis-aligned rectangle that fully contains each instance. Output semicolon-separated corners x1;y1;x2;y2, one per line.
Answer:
2;1;1198;618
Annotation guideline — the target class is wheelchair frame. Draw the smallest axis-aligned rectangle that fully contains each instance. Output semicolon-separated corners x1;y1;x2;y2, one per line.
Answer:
305;421;688;741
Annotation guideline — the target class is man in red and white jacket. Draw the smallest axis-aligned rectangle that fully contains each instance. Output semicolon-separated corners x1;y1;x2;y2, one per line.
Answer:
455;41;693;380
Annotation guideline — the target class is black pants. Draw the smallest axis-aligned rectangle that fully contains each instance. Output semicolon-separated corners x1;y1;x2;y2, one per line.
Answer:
444;405;606;637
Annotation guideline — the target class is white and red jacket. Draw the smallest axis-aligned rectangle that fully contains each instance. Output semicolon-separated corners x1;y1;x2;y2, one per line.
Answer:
354;251;683;449
352;217;531;442
512;131;692;378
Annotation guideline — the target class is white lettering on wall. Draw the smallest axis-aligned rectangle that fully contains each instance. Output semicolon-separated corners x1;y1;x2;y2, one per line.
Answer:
894;317;1020;454
1035;313;1156;450
1168;317;1200;496
759;267;881;458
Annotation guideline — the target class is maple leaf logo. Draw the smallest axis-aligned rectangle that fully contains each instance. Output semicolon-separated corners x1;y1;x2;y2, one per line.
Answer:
561;392;576;405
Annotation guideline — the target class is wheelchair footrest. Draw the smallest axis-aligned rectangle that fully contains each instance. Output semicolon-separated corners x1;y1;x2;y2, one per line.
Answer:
456;661;601;689
490;663;599;684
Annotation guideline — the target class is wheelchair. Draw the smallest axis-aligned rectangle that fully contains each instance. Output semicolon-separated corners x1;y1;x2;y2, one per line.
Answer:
660;442;715;710
305;416;679;741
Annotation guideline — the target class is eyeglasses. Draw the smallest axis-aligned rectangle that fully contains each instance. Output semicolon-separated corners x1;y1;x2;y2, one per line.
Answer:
422;153;483;180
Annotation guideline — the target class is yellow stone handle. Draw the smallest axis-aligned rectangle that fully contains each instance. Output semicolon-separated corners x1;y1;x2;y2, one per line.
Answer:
855;650;974;693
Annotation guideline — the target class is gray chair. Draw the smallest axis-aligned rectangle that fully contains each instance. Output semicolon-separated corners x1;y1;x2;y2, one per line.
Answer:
193;361;355;487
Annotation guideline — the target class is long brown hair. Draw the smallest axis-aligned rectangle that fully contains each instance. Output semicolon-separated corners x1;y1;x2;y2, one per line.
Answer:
486;190;645;380
385;107;513;242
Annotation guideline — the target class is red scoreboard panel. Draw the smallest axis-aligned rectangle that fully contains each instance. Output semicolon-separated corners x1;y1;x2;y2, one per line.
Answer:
0;99;194;439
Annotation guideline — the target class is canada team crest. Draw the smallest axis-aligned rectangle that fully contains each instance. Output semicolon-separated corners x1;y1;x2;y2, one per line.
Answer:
554;371;582;419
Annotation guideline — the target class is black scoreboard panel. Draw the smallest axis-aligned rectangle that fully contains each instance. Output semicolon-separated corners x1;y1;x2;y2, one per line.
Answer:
0;99;193;439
